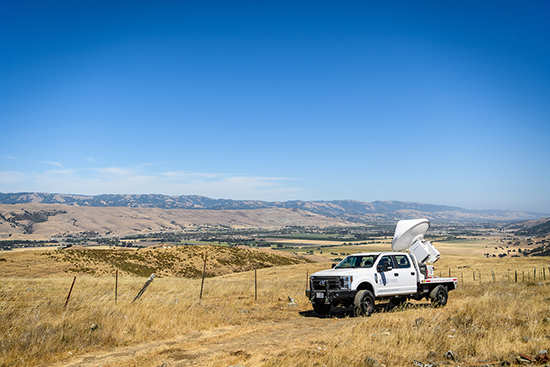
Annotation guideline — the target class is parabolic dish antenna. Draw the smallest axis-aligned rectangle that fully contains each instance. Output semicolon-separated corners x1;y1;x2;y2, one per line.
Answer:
391;218;431;252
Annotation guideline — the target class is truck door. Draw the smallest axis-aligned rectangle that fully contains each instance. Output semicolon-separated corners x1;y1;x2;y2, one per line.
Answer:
391;254;417;294
374;255;399;296
375;255;417;296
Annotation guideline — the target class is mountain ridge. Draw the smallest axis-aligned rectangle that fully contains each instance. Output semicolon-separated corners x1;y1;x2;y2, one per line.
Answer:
0;192;546;222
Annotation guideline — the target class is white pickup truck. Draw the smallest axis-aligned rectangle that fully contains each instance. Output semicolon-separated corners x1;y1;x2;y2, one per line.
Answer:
305;219;458;316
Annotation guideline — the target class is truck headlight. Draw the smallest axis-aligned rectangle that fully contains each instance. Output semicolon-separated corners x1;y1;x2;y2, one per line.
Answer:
341;276;352;289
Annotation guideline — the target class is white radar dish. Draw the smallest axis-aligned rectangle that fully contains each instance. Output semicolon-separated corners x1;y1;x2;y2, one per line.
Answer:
391;218;431;251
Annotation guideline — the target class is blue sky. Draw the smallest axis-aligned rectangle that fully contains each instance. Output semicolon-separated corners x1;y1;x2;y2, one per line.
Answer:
1;1;549;213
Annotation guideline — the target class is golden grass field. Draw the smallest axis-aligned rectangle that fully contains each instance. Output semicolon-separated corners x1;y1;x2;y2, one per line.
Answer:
1;240;550;367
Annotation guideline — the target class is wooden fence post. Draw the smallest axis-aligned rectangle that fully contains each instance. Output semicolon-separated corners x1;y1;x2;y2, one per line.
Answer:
199;251;208;302
492;270;495;283
132;274;155;303
64;276;77;310
255;269;258;302
115;270;118;304
515;270;517;283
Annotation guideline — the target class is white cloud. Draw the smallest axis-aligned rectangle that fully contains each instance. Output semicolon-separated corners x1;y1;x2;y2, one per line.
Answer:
95;167;138;177
163;171;219;179
39;161;64;168
0;167;302;201
0;171;30;186
161;175;300;200
43;169;75;175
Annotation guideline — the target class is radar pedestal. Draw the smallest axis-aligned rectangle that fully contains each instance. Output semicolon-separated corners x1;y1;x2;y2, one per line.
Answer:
392;219;440;264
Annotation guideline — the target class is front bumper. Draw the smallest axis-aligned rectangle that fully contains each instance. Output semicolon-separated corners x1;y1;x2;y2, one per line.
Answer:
306;289;357;304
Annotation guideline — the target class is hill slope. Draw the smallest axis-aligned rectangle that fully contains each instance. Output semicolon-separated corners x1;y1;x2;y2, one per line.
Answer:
0;245;313;278
511;217;550;237
0;204;351;239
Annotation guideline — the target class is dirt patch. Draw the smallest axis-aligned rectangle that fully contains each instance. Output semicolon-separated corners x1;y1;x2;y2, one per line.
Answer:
45;313;360;367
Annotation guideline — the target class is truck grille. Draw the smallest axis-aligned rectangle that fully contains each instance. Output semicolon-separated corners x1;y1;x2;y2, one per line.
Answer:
311;276;342;291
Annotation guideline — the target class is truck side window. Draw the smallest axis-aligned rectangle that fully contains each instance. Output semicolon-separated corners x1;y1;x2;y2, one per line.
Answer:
359;255;376;268
379;255;394;269
394;255;410;269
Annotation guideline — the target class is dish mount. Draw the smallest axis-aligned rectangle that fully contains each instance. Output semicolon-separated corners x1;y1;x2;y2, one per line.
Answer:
391;218;440;264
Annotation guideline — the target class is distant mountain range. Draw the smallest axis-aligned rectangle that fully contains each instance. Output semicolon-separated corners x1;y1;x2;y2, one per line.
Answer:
0;192;547;222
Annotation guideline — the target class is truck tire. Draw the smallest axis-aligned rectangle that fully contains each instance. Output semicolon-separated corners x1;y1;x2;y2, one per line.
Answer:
312;302;331;315
430;285;448;307
354;290;375;317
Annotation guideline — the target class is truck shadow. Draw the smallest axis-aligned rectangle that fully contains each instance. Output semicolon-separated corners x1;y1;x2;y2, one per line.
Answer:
300;302;435;319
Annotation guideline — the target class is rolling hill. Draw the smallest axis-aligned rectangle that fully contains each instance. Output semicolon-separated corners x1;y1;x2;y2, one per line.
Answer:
0;244;312;278
0;193;548;240
0;192;546;222
0;204;351;240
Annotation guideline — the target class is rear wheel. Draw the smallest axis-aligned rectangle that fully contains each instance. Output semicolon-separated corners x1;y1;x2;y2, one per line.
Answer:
354;290;375;316
312;302;331;315
430;285;448;307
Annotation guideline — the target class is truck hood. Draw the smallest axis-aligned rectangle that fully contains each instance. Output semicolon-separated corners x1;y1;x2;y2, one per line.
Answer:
312;269;358;277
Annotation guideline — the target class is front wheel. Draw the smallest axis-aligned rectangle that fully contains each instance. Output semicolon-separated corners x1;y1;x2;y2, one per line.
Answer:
312;302;331;315
430;285;448;307
354;290;375;317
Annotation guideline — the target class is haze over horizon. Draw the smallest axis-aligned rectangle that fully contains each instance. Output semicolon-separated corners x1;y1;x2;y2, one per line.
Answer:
1;1;549;213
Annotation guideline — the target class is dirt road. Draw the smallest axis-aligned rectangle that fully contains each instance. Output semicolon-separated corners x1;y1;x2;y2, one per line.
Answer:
47;310;362;367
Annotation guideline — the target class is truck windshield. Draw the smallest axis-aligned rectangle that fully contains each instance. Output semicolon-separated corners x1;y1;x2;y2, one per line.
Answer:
335;255;378;269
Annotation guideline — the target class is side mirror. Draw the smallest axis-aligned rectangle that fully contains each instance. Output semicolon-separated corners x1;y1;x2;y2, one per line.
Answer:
377;262;392;272
331;263;336;269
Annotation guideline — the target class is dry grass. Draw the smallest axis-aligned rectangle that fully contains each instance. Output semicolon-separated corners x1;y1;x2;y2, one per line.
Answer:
0;261;321;367
265;281;550;366
1;248;550;367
